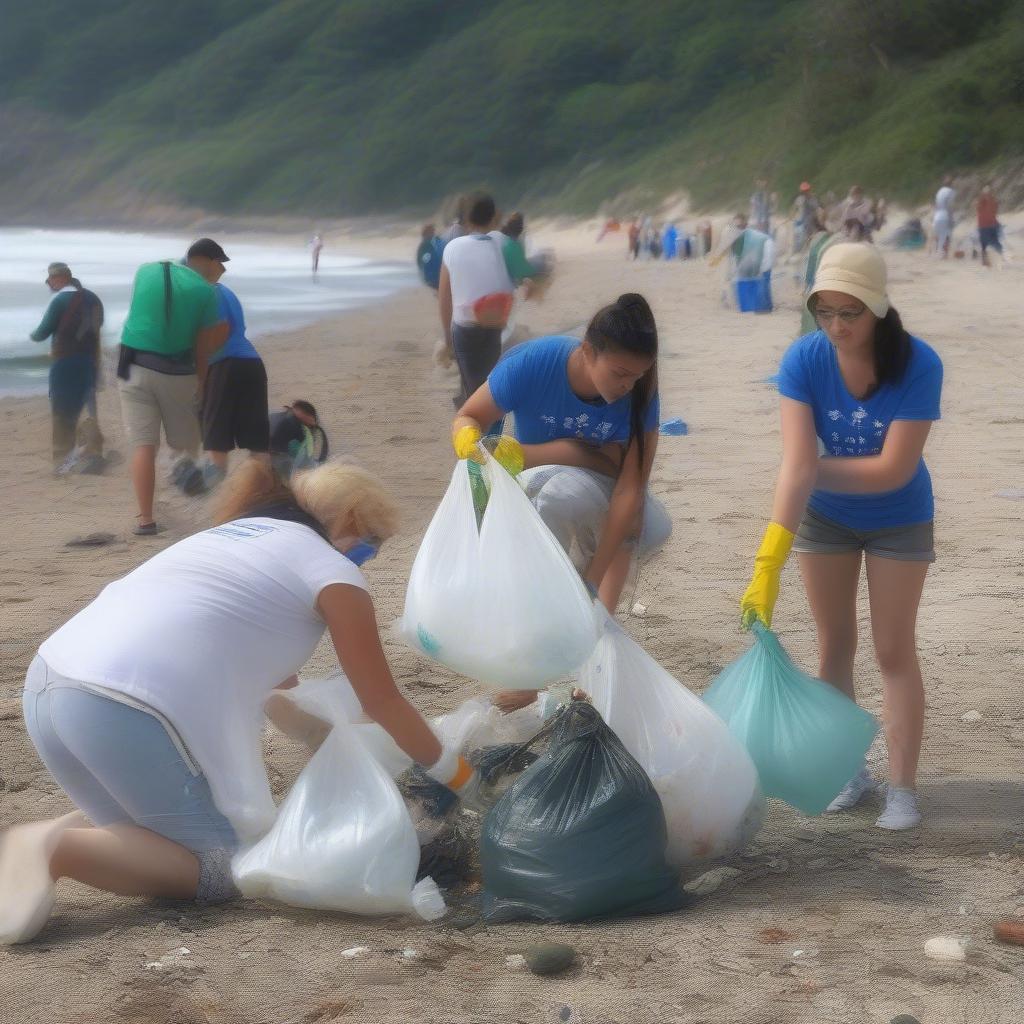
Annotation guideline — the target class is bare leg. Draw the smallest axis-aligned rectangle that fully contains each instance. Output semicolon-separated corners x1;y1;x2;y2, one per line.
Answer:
130;444;157;524
50;824;199;900
865;556;929;788
797;550;862;699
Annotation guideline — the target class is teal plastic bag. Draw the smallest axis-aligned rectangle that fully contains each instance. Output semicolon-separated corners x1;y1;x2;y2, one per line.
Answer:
703;623;879;815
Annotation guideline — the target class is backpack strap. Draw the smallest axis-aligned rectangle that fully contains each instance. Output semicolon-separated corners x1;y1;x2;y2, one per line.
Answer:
161;261;173;324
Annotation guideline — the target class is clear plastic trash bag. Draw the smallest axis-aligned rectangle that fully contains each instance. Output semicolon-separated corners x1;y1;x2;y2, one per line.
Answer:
398;457;600;689
703;623;879;815
233;681;446;919
578;608;765;867
480;702;685;923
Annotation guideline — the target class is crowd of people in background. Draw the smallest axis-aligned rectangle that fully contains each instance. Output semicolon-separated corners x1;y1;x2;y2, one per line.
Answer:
29;240;329;531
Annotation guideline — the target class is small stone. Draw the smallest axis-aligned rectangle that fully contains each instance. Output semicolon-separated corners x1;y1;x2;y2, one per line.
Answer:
559;1007;572;1022
631;602;647;618
523;943;577;976
924;936;968;961
340;946;369;960
961;710;982;723
505;954;528;971
400;949;421;961
683;866;742;896
890;1016;922;1024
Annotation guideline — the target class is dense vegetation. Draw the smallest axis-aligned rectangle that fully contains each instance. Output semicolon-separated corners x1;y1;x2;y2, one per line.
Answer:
2;0;1022;216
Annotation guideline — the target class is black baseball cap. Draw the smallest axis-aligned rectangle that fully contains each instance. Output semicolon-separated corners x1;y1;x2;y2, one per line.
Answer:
186;237;230;262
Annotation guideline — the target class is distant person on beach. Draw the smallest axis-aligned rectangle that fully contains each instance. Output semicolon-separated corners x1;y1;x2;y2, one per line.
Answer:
976;183;1002;268
628;219;641;259
741;243;942;831
0;462;476;946
269;400;329;477
662;223;679;260
452;293;670;711
933;176;956;258
186;238;270;487
438;193;545;409
838;186;874;241
712;214;774;312
791;182;821;254
441;198;466;244
117;253;228;534
750;179;772;234
30;262;105;473
310;234;323;277
416;223;445;291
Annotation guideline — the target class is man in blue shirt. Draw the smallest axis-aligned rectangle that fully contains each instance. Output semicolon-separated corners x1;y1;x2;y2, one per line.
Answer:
185;239;270;485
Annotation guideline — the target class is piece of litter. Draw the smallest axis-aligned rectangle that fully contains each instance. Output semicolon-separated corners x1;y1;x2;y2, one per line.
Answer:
659;418;688;436
340;946;369;960
559;1007;572;1023
961;710;982;723
996;489;1024;500
400;949;421;961
924;936;968;961
683;866;742;896
631;602;647;618
505;954;528;971
793;949;804;958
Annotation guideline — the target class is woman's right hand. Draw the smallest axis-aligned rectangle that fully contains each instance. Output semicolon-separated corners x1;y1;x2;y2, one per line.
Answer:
739;522;795;629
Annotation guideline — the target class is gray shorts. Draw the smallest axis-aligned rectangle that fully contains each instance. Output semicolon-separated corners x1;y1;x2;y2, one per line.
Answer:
24;656;238;903
793;507;935;562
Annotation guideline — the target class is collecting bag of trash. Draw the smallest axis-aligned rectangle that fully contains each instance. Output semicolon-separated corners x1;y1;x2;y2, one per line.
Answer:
398;456;600;689
579;608;765;867
233;682;446;920
480;702;684;923
702;622;879;815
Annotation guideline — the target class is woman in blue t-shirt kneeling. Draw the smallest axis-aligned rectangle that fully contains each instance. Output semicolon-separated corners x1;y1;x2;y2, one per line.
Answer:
451;294;670;707
740;243;943;830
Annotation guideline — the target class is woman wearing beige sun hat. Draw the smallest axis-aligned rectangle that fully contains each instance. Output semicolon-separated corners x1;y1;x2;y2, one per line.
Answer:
740;242;944;831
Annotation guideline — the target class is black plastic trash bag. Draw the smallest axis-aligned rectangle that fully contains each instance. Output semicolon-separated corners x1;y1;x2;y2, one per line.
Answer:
480;702;685;923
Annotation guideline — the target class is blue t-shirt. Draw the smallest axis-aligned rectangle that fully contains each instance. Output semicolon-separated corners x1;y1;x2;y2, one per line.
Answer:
211;284;261;363
778;331;943;529
488;335;660;445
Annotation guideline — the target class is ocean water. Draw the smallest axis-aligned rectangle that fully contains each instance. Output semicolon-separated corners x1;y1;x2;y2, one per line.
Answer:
0;228;416;396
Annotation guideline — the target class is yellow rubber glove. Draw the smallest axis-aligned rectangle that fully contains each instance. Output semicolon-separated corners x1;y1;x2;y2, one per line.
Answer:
453;426;524;476
453;425;482;461
740;522;795;629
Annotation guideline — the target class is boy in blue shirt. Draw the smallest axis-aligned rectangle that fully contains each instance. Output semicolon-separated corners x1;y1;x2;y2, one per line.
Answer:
185;239;270;485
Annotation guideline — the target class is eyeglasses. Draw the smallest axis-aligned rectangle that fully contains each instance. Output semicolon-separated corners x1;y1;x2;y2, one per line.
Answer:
814;305;867;326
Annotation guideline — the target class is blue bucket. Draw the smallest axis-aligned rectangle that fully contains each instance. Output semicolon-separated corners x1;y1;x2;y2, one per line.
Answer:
736;273;773;313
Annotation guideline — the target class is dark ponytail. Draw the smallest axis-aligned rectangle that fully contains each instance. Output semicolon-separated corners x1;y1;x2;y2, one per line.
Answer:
585;293;659;470
873;306;912;391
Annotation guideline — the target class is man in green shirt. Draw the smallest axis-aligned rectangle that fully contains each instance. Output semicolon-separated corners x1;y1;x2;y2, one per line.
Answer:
117;250;228;535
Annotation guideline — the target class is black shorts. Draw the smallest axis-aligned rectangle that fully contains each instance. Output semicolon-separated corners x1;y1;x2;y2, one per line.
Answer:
202;357;270;453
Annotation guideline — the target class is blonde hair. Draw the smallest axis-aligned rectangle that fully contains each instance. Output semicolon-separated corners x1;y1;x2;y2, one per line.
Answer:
213;459;398;541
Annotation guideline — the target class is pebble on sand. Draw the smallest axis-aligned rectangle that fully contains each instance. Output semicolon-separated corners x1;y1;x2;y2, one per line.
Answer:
523;943;577;976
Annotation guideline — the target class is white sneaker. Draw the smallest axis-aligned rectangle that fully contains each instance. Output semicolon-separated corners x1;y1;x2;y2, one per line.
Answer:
876;787;922;830
826;768;877;812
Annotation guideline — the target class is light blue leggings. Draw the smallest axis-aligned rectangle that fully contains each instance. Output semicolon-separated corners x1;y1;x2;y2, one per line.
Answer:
23;657;238;902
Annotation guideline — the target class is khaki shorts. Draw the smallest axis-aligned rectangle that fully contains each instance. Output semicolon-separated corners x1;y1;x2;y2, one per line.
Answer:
118;364;200;452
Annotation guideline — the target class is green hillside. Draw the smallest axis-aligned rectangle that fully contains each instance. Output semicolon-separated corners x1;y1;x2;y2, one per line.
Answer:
2;0;1022;217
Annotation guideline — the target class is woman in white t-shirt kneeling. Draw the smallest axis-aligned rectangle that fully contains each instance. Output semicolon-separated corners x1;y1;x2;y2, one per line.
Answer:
0;461;476;945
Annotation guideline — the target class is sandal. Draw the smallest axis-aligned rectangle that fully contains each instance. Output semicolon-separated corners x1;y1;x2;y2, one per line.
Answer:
133;520;158;537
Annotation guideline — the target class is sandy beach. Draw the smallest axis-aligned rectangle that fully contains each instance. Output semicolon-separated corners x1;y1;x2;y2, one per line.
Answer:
2;220;1023;1023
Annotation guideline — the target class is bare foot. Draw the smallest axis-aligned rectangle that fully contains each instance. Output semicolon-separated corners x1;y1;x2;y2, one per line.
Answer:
492;689;540;714
0;810;86;945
